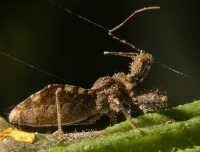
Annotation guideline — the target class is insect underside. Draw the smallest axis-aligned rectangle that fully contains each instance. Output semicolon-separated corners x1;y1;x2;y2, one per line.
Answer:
8;7;169;140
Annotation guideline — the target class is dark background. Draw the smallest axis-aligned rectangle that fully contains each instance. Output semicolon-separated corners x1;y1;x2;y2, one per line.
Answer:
0;0;200;130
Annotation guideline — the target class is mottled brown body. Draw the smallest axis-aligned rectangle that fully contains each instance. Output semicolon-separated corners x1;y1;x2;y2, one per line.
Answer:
8;7;168;140
9;84;98;126
9;51;168;136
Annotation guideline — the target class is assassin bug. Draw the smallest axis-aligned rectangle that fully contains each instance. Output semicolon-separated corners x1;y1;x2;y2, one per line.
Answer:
8;6;168;140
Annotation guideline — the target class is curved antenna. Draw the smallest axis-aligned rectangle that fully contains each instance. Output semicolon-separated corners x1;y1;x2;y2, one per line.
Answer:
110;7;160;33
109;7;160;52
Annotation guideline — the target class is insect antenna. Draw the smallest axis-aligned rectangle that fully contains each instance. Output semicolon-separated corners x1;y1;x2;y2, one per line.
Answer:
104;51;138;58
108;7;160;52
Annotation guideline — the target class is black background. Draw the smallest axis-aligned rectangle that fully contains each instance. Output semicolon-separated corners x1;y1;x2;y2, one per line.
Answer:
0;0;200;130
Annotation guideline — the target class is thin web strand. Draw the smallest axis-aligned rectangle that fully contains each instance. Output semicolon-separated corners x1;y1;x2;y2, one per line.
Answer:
156;61;197;79
0;51;68;82
48;0;109;32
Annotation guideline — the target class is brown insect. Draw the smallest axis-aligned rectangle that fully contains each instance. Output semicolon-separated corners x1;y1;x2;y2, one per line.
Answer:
8;6;168;140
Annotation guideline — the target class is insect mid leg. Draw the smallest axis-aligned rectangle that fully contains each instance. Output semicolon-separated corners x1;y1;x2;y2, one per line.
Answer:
117;103;138;130
108;96;138;130
107;111;116;126
55;87;63;140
